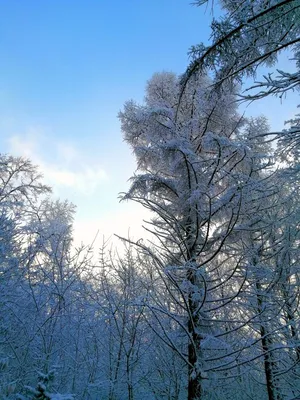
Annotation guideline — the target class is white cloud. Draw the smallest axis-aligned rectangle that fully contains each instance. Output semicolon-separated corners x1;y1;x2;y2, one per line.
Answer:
73;203;151;248
8;128;42;159
44;165;107;195
5;127;148;248
57;142;80;164
6;129;108;196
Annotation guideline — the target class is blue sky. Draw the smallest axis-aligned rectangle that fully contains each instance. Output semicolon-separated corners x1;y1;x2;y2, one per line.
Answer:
0;1;298;245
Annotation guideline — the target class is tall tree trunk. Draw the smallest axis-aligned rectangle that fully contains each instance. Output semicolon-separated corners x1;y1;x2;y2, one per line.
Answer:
256;280;282;400
187;267;202;400
187;315;202;398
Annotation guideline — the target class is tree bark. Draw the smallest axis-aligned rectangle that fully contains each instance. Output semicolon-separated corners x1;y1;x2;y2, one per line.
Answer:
187;267;202;400
256;280;282;400
187;328;202;400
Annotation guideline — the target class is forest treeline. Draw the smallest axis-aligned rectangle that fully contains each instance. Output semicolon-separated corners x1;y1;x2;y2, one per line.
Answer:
1;1;300;399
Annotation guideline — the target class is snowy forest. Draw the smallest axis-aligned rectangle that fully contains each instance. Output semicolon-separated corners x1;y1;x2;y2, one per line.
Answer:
1;1;300;399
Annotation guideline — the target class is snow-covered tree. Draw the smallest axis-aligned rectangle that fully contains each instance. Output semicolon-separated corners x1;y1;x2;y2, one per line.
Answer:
18;370;74;400
184;0;300;100
0;155;94;398
119;71;278;399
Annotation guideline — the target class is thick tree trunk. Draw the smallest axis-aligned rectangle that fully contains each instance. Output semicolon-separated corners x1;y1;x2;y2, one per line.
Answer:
260;324;279;400
187;328;202;400
187;269;202;400
256;280;282;400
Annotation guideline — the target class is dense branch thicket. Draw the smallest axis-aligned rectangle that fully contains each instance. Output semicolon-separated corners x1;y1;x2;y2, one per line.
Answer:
184;0;300;100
